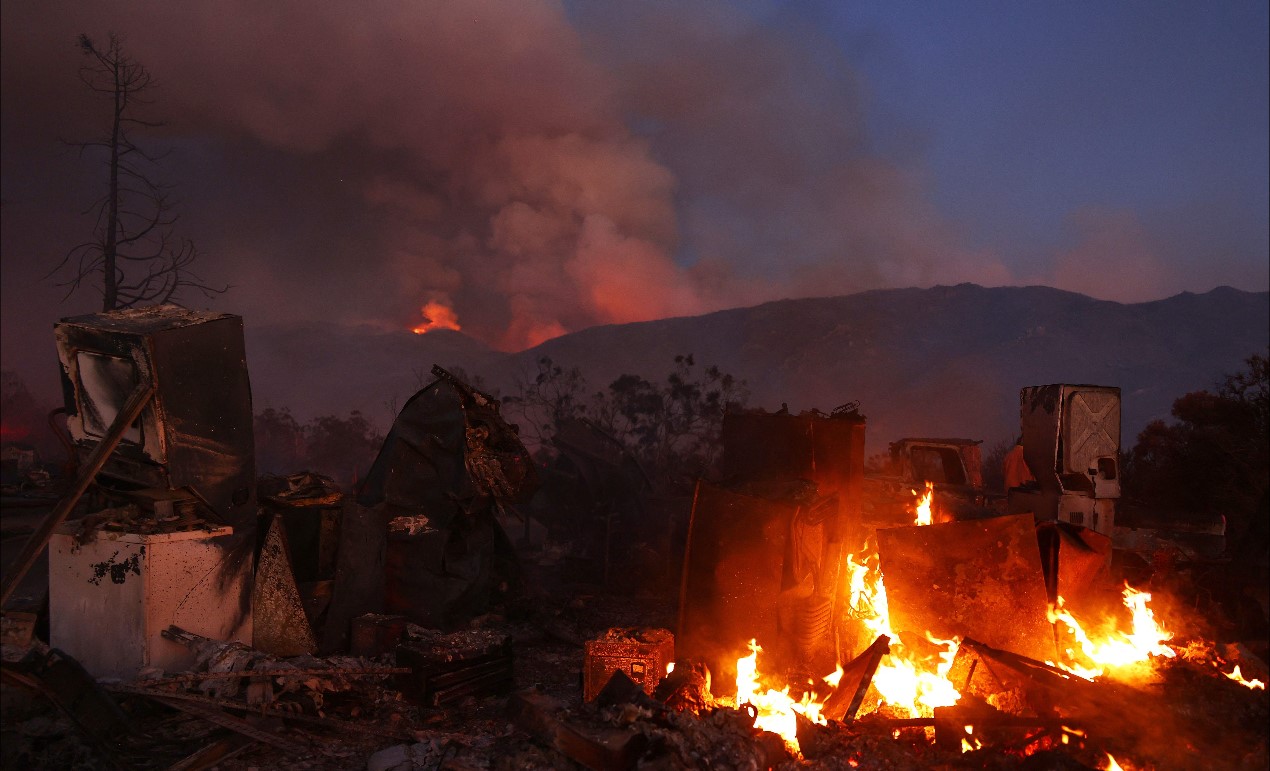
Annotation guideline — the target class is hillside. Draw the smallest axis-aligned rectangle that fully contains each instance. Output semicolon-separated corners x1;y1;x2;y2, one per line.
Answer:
242;284;1268;449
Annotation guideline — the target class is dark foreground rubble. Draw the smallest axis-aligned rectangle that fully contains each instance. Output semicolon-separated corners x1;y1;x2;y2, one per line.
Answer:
2;585;1266;771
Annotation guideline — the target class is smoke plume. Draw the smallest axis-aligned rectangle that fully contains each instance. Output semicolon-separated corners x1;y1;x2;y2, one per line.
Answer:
2;0;1012;350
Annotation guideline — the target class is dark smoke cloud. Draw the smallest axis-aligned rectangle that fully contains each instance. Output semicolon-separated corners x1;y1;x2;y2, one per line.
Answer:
4;0;1165;359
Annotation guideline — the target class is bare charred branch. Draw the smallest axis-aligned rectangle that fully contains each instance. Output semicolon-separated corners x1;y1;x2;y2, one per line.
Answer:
55;32;227;310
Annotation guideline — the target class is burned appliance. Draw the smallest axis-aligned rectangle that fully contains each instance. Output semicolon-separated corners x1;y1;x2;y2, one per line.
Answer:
1007;384;1120;537
888;437;983;490
38;306;258;678
53;306;257;530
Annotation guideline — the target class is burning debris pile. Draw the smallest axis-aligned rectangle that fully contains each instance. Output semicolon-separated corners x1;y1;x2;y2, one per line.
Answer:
2;307;1267;770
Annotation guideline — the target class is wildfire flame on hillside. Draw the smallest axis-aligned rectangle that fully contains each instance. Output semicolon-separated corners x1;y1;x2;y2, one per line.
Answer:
411;300;462;334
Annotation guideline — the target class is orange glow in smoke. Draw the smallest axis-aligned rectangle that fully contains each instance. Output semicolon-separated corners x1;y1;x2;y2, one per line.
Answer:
411;301;461;334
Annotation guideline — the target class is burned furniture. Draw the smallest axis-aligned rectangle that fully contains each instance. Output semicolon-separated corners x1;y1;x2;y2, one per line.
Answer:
395;626;514;706
583;627;674;703
53;306;257;530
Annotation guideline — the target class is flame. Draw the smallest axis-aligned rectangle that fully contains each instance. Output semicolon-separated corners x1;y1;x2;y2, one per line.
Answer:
912;481;934;526
823;663;844;689
666;662;675;677
1047;584;1175;680
721;530;970;756
1060;725;1086;746
960;725;982;753
1225;665;1266;690
1104;753;1126;771
728;639;836;754
411;300;461;334
844;543;961;717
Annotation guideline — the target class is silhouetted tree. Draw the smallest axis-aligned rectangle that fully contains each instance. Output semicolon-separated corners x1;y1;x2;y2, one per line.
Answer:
504;357;591;450
54;33;225;310
981;437;1013;494
253;407;304;476
303;411;382;489
505;354;748;492
1123;353;1269;559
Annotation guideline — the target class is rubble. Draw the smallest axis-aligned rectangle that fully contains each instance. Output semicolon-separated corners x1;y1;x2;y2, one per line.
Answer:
3;312;1266;769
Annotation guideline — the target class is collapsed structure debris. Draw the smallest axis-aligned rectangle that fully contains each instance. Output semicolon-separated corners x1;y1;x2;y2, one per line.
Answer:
1;305;1266;769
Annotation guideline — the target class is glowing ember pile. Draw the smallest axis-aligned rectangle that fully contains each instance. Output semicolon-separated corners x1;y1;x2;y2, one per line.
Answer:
1047;584;1176;680
720;484;967;754
676;482;1266;767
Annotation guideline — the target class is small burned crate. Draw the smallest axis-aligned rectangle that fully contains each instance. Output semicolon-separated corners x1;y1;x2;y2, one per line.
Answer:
583;628;674;702
396;627;514;707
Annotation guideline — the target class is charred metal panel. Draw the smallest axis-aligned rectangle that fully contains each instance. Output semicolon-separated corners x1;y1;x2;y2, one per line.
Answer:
1036;522;1113;611
53;306;256;533
876;514;1055;662
721;408;865;502
677;482;798;689
358;368;534;628
252;515;317;656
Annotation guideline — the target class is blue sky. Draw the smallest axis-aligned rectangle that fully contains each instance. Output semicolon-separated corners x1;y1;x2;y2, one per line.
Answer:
830;1;1268;273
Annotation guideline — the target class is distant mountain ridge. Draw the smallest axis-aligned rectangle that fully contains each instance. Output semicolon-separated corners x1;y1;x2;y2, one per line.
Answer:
244;284;1269;451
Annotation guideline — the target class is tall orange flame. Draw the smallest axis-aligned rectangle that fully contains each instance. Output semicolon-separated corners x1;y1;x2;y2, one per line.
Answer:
912;481;935;526
728;639;836;754
844;543;961;717
411;300;461;334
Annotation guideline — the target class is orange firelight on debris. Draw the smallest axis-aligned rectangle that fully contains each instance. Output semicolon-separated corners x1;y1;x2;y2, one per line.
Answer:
411;301;461;334
844;543;962;717
1225;665;1267;690
727;639;838;754
912;481;935;526
1047;584;1176;680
